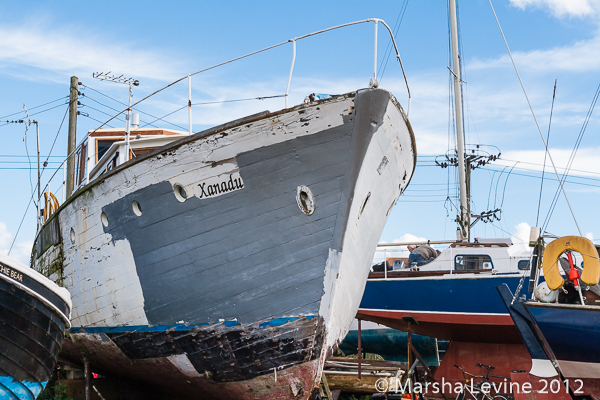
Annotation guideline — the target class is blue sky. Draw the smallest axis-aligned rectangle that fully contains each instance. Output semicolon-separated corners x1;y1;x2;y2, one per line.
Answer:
1;0;600;263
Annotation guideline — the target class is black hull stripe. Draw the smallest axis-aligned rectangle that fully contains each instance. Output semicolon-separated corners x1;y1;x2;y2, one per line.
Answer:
0;261;69;317
0;321;58;374
0;303;63;353
0;353;44;391
0;287;65;345
0;335;52;382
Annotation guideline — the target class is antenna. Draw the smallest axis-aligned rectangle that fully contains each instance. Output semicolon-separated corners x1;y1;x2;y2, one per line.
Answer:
92;72;139;87
92;72;140;160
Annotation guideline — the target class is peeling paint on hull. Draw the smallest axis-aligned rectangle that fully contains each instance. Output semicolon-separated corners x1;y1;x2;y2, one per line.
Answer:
63;328;321;399
32;88;417;399
65;318;323;399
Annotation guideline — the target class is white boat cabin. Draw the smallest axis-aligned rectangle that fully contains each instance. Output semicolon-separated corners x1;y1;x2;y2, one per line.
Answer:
73;126;188;189
372;238;533;279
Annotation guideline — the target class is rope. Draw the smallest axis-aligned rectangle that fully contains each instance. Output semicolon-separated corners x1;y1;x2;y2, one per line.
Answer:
542;82;600;231
536;80;557;226
488;0;581;236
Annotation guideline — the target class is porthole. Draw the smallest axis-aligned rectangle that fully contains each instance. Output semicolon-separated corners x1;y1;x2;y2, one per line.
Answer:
173;184;188;202
70;227;76;244
132;200;142;216
296;186;315;216
101;212;109;227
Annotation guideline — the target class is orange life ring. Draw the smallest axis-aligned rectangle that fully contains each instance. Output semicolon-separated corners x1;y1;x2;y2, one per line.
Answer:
542;236;600;290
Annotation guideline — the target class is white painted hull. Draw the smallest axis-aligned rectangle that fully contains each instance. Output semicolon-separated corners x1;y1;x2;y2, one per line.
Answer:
33;88;416;399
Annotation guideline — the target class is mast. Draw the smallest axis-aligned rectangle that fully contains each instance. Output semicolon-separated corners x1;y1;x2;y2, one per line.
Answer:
449;0;470;242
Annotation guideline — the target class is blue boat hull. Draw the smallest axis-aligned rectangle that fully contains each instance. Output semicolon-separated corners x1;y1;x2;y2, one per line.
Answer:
357;274;529;342
526;303;600;379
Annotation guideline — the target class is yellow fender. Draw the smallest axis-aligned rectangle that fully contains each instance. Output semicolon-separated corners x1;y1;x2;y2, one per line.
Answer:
542;235;600;290
43;192;59;223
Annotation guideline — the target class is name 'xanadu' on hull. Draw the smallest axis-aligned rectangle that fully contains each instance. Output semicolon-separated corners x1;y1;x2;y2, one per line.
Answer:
32;85;416;398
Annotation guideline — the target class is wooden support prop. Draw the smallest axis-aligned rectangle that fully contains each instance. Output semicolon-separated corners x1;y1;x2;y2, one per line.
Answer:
322;373;333;399
357;318;362;380
409;343;449;400
93;386;106;400
83;356;90;400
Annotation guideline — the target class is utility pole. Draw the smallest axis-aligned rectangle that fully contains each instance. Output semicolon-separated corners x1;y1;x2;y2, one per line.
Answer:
66;76;78;197
436;146;501;234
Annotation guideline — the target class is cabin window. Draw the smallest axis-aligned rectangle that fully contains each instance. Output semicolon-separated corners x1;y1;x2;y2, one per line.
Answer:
455;255;493;271
97;139;119;161
518;260;531;271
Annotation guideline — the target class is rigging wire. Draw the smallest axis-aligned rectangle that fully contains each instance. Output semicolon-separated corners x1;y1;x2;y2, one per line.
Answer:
542;82;600;231
379;0;410;82
80;113;115;128
139;95;287;129
7;196;32;256
80;84;162;129
81;104;126;122
488;0;581;235
536;80;557;227
41;104;70;178
7;102;70;252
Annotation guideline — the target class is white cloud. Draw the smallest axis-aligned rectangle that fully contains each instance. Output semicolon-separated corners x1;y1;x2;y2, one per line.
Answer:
500;147;600;177
513;221;532;243
376;233;429;261
509;0;600;18
0;23;184;82
0;221;33;266
586;231;595;241
470;34;600;73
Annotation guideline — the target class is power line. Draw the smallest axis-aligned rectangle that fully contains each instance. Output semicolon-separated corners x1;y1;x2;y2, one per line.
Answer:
480;166;600;189
80;103;124;120
0;155;64;158
0;96;68;120
40;103;70;179
81;83;182;130
84;94;159;128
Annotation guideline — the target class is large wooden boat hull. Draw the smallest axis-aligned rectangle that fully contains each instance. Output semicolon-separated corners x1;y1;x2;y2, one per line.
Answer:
32;88;416;399
0;256;71;400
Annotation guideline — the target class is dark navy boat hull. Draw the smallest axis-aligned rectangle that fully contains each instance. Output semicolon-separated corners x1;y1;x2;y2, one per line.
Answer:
526;303;600;378
0;262;70;400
